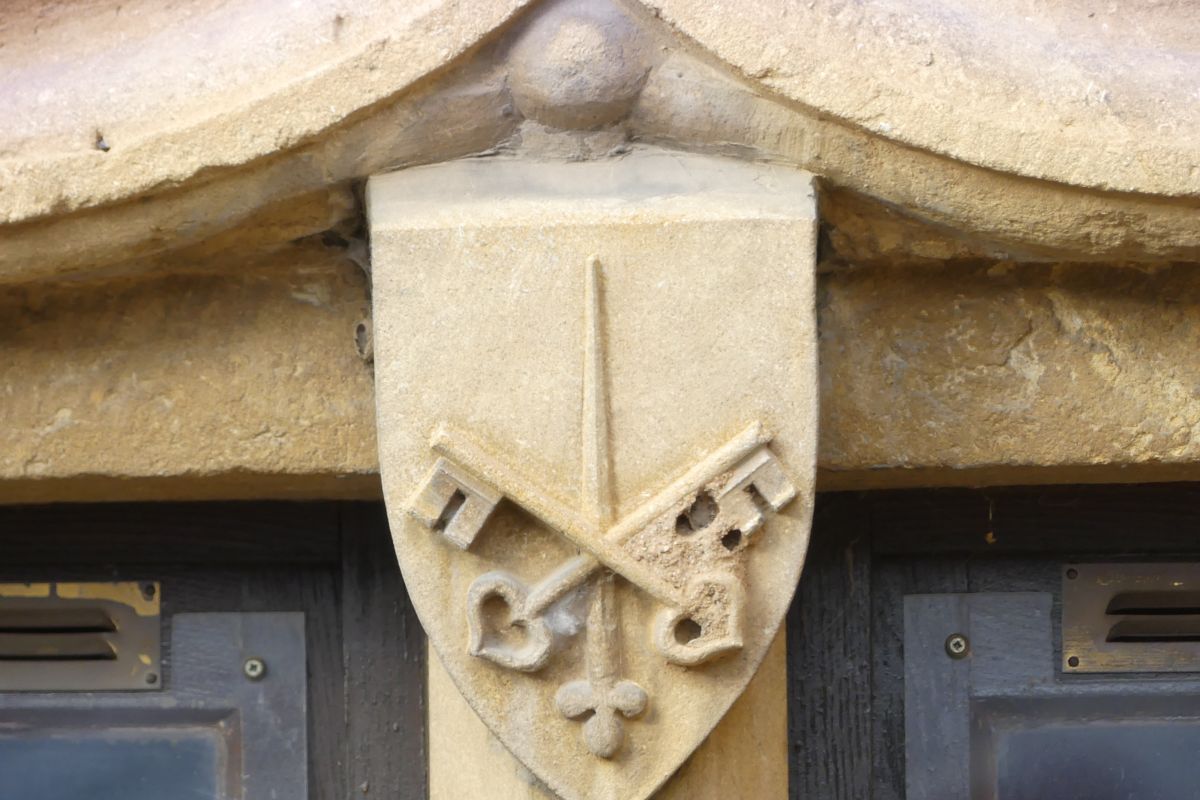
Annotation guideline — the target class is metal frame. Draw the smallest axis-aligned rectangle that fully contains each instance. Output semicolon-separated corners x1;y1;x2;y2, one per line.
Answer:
0;612;307;799
0;581;161;692
906;592;1200;799
1062;562;1200;673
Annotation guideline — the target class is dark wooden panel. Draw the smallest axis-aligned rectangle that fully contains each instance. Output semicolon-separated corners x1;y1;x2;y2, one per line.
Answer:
236;568;345;800
0;502;341;564
902;593;974;800
965;557;1062;595
992;484;1200;553
869;556;969;800
0;563;346;800
787;485;1200;799
341;503;427;800
788;493;873;799
865;489;991;555
161;568;346;800
869;484;1200;556
0;500;430;800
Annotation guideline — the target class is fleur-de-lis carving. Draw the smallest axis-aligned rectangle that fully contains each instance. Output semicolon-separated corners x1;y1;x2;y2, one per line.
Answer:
555;574;648;758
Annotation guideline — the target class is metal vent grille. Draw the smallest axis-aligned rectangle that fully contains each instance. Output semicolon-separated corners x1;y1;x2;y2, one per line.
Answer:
0;582;160;691
1063;564;1200;673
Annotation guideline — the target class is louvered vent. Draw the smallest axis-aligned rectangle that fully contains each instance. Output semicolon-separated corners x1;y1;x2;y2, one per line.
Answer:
1063;564;1200;673
0;582;160;691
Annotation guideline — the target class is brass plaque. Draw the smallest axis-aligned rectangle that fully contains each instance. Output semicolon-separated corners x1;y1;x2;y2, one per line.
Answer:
0;581;161;691
1063;563;1200;673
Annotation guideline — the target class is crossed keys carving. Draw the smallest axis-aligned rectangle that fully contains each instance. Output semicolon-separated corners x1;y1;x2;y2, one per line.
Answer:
405;257;797;758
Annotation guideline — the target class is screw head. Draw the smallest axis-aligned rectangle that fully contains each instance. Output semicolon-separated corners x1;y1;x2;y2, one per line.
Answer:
145;672;159;686
1066;568;1079;580
243;657;267;681
945;633;970;659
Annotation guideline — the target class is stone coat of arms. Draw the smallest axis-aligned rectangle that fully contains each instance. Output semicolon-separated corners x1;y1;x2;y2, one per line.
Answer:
369;150;817;800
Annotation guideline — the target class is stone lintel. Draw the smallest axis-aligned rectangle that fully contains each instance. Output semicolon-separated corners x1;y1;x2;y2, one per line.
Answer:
0;246;379;505
818;261;1200;489
6;256;1200;502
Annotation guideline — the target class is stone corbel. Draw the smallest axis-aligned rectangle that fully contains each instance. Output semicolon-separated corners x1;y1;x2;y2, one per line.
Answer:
368;148;816;798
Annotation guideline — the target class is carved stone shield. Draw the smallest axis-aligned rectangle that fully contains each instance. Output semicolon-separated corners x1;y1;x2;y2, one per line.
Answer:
368;150;816;800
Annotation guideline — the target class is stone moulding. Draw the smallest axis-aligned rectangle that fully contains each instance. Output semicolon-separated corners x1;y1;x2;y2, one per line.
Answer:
368;150;817;799
3;0;1198;287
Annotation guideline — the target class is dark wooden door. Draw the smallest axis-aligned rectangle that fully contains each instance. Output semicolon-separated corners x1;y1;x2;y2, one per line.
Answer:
788;484;1200;799
0;501;426;800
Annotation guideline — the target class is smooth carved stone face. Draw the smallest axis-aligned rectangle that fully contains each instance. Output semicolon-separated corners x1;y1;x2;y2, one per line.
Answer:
368;151;817;800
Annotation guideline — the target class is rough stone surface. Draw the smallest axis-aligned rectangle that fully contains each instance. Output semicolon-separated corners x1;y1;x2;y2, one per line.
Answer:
818;261;1200;488
0;61;519;283
368;152;817;800
12;251;1200;500
0;245;378;504
646;0;1200;197
629;51;1200;264
0;0;531;221
10;247;1200;501
4;0;1199;286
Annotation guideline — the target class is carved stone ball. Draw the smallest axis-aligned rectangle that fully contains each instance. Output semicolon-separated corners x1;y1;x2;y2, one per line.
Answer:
506;0;654;130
